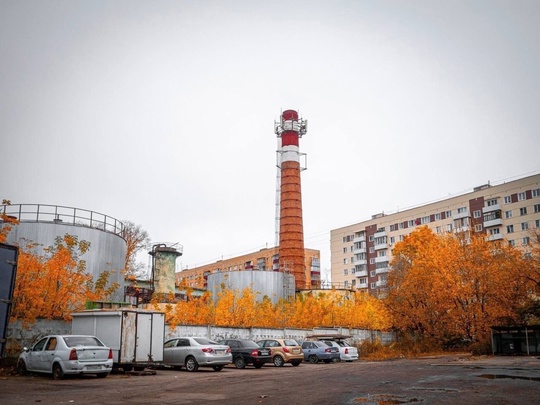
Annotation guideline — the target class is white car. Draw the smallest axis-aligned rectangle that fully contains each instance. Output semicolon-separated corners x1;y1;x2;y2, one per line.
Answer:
163;337;232;372
17;335;113;379
323;340;359;362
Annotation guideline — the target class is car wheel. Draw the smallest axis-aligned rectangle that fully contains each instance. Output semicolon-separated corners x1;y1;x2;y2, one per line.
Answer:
234;356;246;369
333;357;341;363
185;357;199;372
212;365;224;371
291;360;301;367
96;373;108;378
308;355;318;364
52;363;64;380
253;363;264;369
17;360;27;376
273;355;285;367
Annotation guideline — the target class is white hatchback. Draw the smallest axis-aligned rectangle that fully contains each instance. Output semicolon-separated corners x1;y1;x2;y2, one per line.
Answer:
323;340;359;362
17;335;113;379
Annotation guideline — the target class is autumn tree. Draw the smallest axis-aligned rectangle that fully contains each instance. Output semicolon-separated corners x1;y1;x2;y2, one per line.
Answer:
121;221;151;279
386;226;529;348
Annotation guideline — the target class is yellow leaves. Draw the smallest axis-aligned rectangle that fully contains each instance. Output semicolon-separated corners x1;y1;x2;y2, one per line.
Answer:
386;227;531;345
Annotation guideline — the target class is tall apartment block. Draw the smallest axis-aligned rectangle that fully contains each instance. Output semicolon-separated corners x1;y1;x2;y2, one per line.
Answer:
176;247;321;290
331;173;540;296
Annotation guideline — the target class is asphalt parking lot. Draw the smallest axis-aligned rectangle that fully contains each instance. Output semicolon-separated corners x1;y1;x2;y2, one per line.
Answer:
1;354;539;404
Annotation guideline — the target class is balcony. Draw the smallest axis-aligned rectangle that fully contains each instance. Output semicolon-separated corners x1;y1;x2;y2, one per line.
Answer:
484;218;503;228
483;204;501;214
355;270;368;277
357;281;368;289
454;211;470;220
375;256;389;263
353;247;366;254
374;243;387;250
374;230;386;238
488;233;504;241
353;235;366;243
353;258;366;265
376;267;389;275
376;280;387;287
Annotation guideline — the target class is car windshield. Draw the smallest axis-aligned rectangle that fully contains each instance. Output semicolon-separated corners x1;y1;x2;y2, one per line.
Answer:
194;338;219;345
63;336;103;347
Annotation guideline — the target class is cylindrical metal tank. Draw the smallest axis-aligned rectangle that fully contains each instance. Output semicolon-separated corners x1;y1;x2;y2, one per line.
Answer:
1;204;127;301
206;270;295;305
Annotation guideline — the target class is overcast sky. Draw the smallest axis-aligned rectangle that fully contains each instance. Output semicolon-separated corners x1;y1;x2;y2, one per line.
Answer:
2;0;539;279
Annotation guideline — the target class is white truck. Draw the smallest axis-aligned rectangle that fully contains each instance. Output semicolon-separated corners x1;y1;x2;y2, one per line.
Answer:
71;309;165;371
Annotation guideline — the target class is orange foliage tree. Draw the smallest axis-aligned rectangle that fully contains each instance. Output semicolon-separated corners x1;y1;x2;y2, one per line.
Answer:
2;213;120;327
386;226;529;347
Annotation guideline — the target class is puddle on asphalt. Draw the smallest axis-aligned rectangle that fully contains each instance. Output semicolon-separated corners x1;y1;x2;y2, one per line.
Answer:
353;394;422;404
478;374;540;382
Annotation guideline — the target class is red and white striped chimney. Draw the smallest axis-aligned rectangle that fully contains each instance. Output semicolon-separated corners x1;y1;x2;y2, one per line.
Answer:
275;109;307;290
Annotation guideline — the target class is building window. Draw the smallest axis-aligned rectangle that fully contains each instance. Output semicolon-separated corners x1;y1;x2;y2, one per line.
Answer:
369;258;375;264
399;222;404;229
489;228;500;235
522;237;530;245
390;224;395;232
508;240;515;247
504;196;512;204
370;282;376;289
436;226;442;234
535;219;540;228
505;210;513;219
533;188;540;198
421;216;430;224
474;224;483;232
369;247;374;253
534;203;540;213
474;210;481;218
343;247;348;253
446;224;453;232
506;225;514;233
445;210;452;218
457;207;467;214
435;213;442;221
370;270;376;277
344;280;349;288
343;258;347;264
369;235;374;242
408;220;415;227
521;222;529;231
351;279;356;286
399;235;404;241
344;269;348;275
377;250;387;257
520;207;528;216
486;199;498;206
390;236;395;244
518;192;526;201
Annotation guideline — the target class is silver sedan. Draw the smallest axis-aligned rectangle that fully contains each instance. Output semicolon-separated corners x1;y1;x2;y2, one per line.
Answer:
17;335;113;379
163;337;232;372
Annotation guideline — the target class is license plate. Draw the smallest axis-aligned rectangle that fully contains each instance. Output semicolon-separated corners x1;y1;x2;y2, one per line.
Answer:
293;349;299;353
216;350;224;355
86;365;101;370
261;350;270;356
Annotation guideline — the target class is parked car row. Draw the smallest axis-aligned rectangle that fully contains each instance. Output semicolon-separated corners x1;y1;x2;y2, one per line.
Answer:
17;334;359;378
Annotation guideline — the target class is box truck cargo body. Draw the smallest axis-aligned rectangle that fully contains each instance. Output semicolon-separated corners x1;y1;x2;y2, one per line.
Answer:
72;309;165;370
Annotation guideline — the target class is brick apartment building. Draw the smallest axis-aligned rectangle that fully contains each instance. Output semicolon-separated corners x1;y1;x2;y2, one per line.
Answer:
331;173;540;296
176;247;321;290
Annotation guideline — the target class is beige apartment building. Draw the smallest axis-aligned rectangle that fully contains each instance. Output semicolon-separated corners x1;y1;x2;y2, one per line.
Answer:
176;247;321;290
331;173;540;296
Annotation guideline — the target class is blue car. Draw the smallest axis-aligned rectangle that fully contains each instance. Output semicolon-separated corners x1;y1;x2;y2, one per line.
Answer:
301;341;340;363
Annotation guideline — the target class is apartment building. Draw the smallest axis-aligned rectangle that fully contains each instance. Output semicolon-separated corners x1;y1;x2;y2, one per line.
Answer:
331;173;540;296
176;247;321;290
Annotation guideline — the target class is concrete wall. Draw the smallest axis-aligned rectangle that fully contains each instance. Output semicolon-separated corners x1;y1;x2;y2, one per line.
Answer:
5;319;395;357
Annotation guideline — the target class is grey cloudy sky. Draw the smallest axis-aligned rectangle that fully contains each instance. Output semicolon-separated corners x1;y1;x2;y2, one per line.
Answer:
1;0;539;278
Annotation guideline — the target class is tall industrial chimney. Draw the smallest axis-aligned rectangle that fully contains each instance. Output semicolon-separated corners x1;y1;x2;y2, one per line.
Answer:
274;110;308;291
